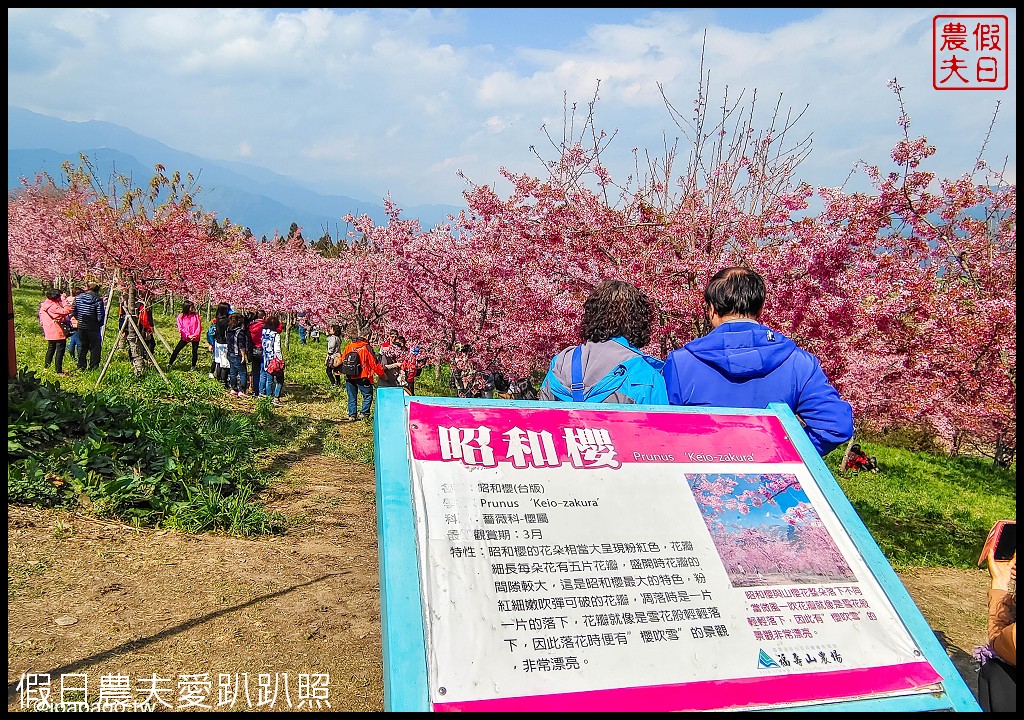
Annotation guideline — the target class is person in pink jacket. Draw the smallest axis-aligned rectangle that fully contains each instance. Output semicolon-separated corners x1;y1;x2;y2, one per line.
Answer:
168;300;203;371
38;288;73;374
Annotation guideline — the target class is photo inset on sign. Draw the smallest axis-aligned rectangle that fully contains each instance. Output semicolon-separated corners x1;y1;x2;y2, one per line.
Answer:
687;472;855;587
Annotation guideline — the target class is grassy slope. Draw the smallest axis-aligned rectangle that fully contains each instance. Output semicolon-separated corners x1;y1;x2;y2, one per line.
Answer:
9;283;1016;568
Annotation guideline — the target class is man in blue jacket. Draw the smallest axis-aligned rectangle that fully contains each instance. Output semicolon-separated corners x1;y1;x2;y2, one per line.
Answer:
71;282;106;371
662;267;853;455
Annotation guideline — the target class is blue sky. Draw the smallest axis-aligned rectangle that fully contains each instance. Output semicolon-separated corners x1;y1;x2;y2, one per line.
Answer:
7;8;1016;212
691;473;806;531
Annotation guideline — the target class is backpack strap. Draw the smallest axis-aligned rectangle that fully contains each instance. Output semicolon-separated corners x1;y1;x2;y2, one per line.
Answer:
570;344;585;402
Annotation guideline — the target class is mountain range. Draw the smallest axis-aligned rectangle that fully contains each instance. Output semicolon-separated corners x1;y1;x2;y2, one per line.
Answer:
7;106;463;240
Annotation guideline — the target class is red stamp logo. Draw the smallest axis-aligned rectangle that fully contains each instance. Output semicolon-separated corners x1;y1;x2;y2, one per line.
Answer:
933;15;1009;90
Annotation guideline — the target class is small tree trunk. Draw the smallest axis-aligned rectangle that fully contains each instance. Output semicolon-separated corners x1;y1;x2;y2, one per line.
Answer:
839;437;856;472
124;286;146;377
950;430;964;457
992;433;1013;468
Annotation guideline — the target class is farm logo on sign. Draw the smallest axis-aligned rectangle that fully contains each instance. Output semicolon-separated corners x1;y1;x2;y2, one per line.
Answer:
933;15;1009;90
757;649;780;669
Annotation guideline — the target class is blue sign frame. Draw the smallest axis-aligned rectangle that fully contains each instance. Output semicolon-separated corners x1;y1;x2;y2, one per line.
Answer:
373;387;980;712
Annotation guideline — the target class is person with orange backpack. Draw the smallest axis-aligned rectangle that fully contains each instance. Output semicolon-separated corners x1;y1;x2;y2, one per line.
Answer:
339;332;386;421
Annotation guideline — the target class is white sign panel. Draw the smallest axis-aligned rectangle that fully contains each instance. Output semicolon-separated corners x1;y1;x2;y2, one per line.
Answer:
406;402;941;712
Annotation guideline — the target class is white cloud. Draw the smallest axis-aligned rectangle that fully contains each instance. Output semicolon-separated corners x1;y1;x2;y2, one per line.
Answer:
7;8;1016;207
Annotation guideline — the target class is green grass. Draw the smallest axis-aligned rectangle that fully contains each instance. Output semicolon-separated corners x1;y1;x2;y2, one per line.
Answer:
823;442;1015;569
8;281;1016;565
9;283;291;536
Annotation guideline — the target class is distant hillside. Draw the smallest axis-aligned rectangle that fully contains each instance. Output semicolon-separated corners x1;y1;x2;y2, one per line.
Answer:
8;106;462;239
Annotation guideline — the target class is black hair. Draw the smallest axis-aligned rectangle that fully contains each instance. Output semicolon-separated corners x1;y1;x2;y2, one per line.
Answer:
181;300;196;314
46;288;62;301
331;324;342;336
704;267;766;319
579;279;654;348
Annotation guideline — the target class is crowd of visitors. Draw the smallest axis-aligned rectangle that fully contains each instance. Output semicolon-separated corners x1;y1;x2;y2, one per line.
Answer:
34;267;854;453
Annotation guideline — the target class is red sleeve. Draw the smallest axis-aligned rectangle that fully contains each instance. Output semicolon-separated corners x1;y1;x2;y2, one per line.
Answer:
361;345;386;377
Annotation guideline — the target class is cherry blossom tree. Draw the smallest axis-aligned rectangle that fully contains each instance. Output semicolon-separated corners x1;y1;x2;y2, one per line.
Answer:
690;472;854;581
57;157;226;374
7;76;1013;461
8;175;104;290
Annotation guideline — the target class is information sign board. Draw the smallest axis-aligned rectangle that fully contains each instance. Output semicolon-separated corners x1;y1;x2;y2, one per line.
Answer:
373;389;980;712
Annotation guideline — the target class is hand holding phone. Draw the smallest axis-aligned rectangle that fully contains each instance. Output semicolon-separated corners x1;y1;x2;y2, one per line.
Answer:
987;553;1015;594
979;520;1016;566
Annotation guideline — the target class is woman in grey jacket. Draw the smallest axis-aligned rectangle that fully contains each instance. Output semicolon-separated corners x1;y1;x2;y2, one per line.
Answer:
325;324;343;386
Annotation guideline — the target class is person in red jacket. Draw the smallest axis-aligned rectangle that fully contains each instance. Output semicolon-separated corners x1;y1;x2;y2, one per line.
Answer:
247;310;265;395
844;444;879;473
340;333;385;421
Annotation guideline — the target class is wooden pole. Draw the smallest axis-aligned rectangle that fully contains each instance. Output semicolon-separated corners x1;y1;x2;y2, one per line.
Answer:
124;311;170;385
840;437;856;472
99;275;117;346
95;290;123;388
96;290;171;388
152;324;173;354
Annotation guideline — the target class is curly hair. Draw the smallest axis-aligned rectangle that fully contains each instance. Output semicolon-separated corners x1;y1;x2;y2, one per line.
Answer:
579;280;654;348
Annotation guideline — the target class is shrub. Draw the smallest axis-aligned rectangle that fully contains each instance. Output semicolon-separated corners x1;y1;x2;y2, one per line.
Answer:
7;368;284;535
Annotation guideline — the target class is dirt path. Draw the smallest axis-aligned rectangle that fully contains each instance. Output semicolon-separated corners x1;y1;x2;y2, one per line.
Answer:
7;449;990;712
7;452;384;713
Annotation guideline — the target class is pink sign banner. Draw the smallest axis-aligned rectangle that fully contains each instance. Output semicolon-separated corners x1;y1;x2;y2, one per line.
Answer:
408;402;803;467
432;661;941;712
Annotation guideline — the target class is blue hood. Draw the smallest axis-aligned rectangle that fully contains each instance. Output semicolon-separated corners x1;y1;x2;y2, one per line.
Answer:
686;321;796;380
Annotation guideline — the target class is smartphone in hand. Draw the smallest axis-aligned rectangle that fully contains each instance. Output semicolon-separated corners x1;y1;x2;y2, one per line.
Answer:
978;520;1016;566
